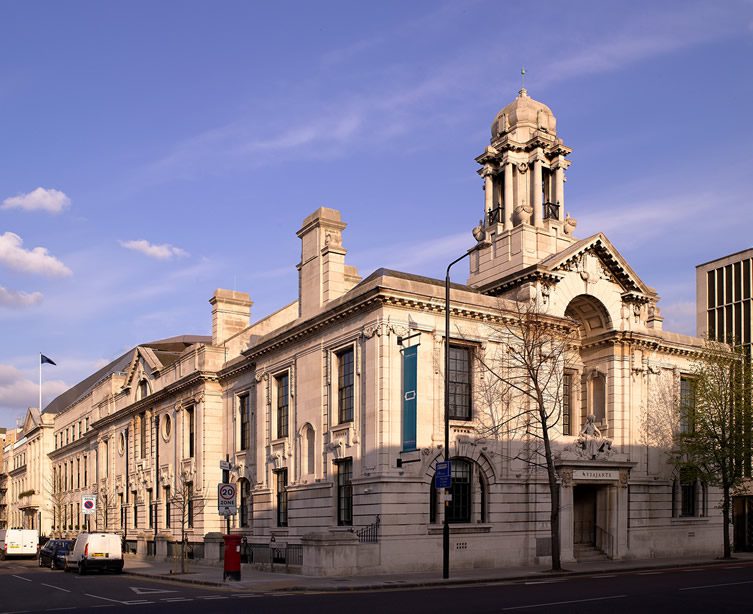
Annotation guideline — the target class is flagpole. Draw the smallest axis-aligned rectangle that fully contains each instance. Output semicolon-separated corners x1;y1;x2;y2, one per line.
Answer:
39;352;42;412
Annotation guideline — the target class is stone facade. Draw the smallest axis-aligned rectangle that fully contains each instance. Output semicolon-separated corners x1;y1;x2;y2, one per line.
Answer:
15;88;725;572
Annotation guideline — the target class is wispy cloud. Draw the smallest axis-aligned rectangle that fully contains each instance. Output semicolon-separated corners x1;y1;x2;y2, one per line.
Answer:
0;232;72;276
0;363;68;413
2;187;71;214
119;239;189;260
0;286;43;308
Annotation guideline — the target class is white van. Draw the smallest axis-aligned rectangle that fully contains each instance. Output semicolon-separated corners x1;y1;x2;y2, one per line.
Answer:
0;529;39;559
64;532;123;574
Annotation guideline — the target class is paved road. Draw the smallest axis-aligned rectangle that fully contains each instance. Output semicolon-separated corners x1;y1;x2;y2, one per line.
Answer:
2;558;753;613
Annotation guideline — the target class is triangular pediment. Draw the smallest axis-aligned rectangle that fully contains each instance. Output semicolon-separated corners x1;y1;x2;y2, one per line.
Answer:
122;347;163;391
540;233;655;298
21;407;41;435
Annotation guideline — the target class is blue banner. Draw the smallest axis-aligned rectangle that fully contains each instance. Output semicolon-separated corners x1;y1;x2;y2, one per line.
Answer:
402;345;418;452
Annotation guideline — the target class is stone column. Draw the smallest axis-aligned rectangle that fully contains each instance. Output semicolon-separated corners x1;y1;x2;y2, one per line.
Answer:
558;469;575;562
532;157;543;227
615;471;629;559
484;171;494;218
555;165;565;220
503;162;514;230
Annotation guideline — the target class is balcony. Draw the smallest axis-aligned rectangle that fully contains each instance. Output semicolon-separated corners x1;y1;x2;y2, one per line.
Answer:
487;206;503;226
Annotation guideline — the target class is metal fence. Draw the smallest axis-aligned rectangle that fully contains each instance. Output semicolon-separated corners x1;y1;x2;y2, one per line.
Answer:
356;515;380;543
240;542;303;567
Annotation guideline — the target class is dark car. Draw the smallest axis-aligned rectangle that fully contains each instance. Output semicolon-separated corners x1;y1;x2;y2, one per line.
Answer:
38;539;74;570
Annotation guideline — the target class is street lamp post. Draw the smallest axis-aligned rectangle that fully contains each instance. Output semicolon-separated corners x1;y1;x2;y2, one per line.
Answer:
442;225;490;580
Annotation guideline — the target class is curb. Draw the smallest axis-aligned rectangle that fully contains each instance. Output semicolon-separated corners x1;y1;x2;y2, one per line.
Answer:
123;556;751;594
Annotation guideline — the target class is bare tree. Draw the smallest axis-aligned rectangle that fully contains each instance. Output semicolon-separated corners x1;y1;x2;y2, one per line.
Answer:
171;470;204;573
94;483;112;532
680;341;751;559
473;295;577;572
45;471;67;537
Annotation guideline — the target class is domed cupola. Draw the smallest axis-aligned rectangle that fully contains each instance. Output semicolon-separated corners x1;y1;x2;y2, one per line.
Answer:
468;87;576;292
491;88;557;141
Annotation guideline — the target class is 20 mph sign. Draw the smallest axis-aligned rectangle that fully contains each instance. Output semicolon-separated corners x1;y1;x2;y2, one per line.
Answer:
218;483;237;516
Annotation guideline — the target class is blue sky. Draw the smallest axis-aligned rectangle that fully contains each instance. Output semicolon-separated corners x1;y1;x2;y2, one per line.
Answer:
1;1;752;428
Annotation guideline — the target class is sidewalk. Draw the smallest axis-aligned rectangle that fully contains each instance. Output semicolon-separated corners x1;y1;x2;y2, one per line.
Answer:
123;551;753;593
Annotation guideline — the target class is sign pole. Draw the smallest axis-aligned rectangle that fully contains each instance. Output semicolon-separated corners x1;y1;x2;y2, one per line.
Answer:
223;455;230;534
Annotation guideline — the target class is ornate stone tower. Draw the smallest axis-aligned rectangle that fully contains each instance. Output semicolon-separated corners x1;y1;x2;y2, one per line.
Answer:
468;88;577;291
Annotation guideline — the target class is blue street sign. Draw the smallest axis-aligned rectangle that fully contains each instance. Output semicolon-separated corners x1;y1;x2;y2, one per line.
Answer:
435;460;452;489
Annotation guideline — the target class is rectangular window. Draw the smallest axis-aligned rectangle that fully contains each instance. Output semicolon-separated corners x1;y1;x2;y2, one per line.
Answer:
680;377;696;434
187;406;195;458
83;456;87;487
148;489;153;529
276;469;288;527
119;494;124;529
562;372;572;435
76;458;80;489
276;374;289;439
681;472;697;517
164;486;171;529
725;264;733;304
140;412;147;459
187;482;194;528
337;348;354;423
239;393;250;451
133;491;138;528
336;459;353;526
744;259;751;300
707;270;715;308
448;345;472;419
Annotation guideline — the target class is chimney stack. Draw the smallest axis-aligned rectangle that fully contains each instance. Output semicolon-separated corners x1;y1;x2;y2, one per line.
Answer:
209;289;252;345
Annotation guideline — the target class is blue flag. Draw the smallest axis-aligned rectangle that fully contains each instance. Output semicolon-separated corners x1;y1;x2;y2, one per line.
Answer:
41;354;56;366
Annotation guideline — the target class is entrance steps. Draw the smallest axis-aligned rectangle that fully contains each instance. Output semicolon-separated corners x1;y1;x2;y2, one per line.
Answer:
574;544;608;561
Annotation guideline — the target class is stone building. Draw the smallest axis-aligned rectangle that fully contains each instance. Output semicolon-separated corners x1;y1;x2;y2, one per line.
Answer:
0;427;18;529
2;410;54;532
38;88;722;572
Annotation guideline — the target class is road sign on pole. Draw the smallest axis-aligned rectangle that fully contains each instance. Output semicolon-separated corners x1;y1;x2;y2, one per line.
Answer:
218;483;237;515
435;461;452;489
82;495;97;515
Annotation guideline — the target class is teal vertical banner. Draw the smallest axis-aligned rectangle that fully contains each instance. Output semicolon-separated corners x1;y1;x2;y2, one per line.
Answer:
402;345;418;452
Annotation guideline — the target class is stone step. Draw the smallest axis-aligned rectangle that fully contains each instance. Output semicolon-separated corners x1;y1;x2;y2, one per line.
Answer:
574;545;609;561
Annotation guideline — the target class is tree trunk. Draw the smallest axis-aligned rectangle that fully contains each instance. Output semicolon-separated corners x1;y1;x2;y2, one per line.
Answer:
722;484;732;559
540;404;561;571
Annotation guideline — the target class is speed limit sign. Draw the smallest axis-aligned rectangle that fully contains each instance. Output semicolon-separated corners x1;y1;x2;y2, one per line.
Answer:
218;483;237;515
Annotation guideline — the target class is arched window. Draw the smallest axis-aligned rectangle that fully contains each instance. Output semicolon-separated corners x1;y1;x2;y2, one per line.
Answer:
429;458;488;524
306;425;315;475
138;379;149;400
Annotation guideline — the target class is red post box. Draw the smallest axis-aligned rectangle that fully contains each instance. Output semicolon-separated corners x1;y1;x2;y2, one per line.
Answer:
223;534;242;581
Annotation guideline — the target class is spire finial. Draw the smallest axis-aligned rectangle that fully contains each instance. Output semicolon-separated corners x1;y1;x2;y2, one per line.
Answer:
519;67;528;97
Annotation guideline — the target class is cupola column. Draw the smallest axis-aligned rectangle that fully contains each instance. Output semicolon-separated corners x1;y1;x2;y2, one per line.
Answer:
554;165;565;220
483;168;494;217
503;162;514;230
532;157;543;227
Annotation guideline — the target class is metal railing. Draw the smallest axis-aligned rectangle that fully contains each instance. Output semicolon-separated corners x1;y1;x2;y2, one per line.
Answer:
487;207;503;225
543;202;559;220
356;515;380;543
240;542;302;567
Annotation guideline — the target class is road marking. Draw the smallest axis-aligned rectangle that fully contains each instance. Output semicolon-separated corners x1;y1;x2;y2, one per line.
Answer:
636;571;663;575
591;574;615;578
89;606;115;609
130;586;177;595
162;598;194;602
524;580;563;585
11;575;31;582
680;580;753;591
45;608;76;611
501;594;627;611
235;594;261;598
84;594;125;605
724;566;742;569
42;584;71;593
680;568;702;572
198;596;228;600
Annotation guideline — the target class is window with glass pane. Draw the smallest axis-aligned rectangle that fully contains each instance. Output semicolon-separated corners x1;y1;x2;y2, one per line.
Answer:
187;482;194;528
338;348;354;423
164;486;171;528
449;346;471;419
562;372;572;435
680;377;695;434
680;471;696;517
240;479;250;528
239;394;250;451
276;469;288;527
448;459;471;523
336;459;353;526
187;406;195;458
139;412;147;459
276;374;289;439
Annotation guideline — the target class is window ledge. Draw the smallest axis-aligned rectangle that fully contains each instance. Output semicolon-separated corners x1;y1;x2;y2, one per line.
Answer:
427;523;491;535
671;516;710;524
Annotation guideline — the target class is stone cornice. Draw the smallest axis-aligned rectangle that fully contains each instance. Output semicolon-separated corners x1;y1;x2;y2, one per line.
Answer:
578;330;704;358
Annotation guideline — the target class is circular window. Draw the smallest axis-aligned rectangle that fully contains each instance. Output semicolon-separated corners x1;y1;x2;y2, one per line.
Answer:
118;432;126;455
161;414;172;442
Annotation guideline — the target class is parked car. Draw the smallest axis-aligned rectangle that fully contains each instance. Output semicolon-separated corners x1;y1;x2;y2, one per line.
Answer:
38;539;74;569
64;533;124;575
0;529;39;559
